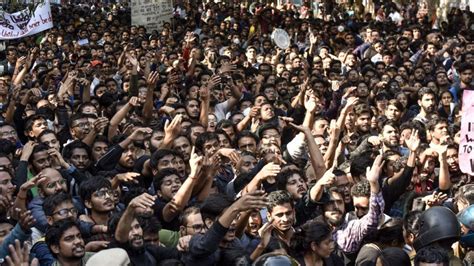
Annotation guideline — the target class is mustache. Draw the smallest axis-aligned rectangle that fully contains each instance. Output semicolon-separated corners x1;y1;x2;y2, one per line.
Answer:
73;244;85;251
131;235;143;241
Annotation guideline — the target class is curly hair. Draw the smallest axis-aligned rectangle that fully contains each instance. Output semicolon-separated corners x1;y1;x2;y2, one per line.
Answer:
351;180;371;198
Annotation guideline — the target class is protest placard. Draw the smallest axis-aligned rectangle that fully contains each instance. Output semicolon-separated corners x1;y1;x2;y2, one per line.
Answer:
0;2;53;40
131;0;173;33
459;90;474;175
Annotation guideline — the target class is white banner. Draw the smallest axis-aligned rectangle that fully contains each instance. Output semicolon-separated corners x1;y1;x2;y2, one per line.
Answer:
0;2;53;40
459;90;474;175
131;0;173;33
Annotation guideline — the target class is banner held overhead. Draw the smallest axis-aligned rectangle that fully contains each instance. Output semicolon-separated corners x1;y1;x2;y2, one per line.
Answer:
131;0;173;33
0;2;53;40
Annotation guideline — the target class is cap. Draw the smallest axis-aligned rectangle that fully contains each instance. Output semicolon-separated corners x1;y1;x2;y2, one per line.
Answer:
90;60;102;67
86;248;130;266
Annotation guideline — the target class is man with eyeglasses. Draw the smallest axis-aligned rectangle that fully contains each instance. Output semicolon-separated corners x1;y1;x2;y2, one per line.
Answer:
179;206;208;238
31;192;108;266
78;177;115;242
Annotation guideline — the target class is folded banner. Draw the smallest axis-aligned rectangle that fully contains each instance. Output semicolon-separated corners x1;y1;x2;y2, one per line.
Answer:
0;2;53;40
459;89;474;175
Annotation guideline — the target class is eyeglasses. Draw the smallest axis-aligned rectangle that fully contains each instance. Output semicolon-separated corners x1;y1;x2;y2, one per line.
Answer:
186;224;207;232
53;207;78;217
46;179;67;189
94;189;115;199
72;122;91;129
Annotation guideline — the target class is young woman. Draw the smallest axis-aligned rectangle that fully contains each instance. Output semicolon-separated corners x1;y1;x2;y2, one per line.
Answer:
292;220;343;266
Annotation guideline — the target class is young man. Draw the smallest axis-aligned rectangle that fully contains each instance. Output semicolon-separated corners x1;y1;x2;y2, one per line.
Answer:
32;192;107;266
182;191;268;265
329;155;385;263
266;190;295;243
62;140;93;175
414;87;437;125
152;147;205;231
110;193;180;265
38;129;61;151
179;206;207;238
45;220;94;266
79;177;115;228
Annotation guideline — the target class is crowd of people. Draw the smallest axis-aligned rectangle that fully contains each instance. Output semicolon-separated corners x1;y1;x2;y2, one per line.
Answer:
0;0;473;265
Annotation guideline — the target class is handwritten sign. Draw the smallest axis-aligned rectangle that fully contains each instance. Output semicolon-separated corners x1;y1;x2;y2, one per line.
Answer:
459;90;474;175
0;2;53;40
131;0;173;33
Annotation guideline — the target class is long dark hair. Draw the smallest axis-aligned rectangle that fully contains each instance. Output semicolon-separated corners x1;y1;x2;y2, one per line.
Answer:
291;220;332;256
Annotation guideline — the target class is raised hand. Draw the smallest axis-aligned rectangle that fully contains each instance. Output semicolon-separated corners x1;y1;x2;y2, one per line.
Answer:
366;154;384;185
207;75;221;89
85;241;109;252
199;86;210;102
128;96;140;107
164;115;182;138
147;71;160;88
405;129;420;152
278;116;294;129
258;220;274;248
289;122;311;134
177;235;192;252
424;191;448;208
316;167;336;187
19;173;46;193
93;117;109;134
304;94;318;113
20;141;37;161
257;162;281;180
232;191;268;212
249;106;260;118
367;136;381;146
189;147;204;178
115;172;140;184
47;148;69;168
218;148;241;165
16;209;36;232
342;86;357;100
129;193;156;212
344;96;359;111
125;53;138;66
129;127;153;141
219;62;237;74
309;33;318;45
431;143;448;157
5;239;39;266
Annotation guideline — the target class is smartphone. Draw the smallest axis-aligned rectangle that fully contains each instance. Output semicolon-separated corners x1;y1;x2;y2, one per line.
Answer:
150;63;157;72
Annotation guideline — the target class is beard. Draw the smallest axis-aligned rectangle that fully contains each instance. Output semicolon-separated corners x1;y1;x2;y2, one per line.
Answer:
383;139;399;149
128;235;145;253
325;211;343;227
